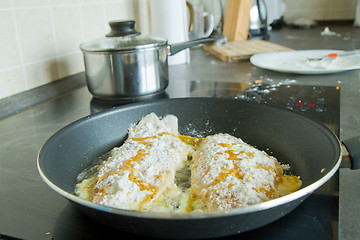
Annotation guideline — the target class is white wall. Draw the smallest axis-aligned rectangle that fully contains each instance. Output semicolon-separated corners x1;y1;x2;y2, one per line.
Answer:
0;0;137;100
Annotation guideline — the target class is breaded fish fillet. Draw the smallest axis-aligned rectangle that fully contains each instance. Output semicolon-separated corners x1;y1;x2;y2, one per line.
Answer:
76;114;301;213
89;113;188;211
191;133;284;210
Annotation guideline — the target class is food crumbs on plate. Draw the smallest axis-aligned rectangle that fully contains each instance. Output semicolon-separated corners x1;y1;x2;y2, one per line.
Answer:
76;113;302;213
321;168;325;173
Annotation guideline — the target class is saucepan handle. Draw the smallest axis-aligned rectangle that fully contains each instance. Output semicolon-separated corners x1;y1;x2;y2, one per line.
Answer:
342;136;360;169
168;35;226;56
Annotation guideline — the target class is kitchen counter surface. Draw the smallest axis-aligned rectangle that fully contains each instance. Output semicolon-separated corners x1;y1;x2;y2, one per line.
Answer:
1;23;359;240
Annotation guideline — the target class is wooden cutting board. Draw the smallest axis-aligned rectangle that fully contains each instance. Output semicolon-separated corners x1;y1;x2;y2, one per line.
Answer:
203;40;293;62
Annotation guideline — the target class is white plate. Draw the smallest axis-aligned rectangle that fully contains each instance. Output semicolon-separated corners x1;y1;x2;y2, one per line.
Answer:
250;50;360;74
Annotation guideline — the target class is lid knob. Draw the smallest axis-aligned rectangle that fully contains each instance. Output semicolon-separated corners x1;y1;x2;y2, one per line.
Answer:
106;20;140;37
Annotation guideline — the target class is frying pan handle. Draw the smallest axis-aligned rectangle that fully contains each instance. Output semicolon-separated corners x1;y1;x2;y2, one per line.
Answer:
342;136;360;170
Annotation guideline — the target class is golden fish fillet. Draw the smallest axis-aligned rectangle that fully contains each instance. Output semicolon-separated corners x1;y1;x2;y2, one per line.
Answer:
86;113;189;211
191;133;300;211
76;113;301;212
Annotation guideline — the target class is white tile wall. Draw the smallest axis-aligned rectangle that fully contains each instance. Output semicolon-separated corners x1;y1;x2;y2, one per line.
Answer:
283;0;357;21
0;0;136;100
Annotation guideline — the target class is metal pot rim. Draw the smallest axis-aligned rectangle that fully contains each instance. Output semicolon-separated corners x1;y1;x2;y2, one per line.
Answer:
80;43;167;53
80;37;168;53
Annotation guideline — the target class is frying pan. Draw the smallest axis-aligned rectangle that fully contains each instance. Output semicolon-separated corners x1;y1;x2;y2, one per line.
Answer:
37;98;341;239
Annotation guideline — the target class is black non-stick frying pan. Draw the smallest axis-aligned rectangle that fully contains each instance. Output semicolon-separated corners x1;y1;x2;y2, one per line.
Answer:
37;98;341;239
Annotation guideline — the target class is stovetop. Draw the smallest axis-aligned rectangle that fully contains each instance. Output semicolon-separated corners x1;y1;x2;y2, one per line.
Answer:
0;81;340;240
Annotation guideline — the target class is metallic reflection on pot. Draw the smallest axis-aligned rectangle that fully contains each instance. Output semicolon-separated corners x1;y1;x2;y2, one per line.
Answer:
83;48;168;100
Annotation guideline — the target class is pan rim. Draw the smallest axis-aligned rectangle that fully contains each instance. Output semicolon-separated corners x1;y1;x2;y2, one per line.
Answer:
37;97;342;219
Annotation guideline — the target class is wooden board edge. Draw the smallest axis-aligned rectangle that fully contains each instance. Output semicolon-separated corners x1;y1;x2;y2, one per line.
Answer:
203;44;232;62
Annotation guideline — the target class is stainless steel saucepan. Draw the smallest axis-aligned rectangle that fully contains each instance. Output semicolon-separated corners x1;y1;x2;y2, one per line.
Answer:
80;20;224;101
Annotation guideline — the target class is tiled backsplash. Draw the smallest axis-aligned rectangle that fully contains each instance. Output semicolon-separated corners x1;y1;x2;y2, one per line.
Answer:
0;0;357;100
0;0;137;100
283;0;357;21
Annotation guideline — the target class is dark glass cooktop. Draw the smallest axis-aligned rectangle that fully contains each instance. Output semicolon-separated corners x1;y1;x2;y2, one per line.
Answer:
0;81;340;240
